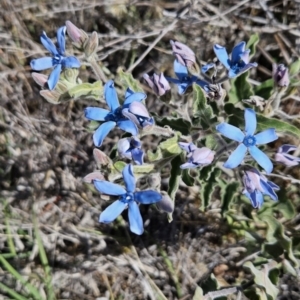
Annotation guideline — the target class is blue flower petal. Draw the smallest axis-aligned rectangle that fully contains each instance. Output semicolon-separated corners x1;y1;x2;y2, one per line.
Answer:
30;57;54;71
104;80;120;112
94;180;126;195
99;200;127;223
248;145;273;174
260;180;278;201
201;63;215;73
216;123;244;142
124;91;146;106
93;121;116;147
178;83;190;95
231;41;246;65
267;181;280;191
125;88;135;99
134;190;162;204
174;59;188;81
40;31;59;56
131;148;144;165
180;162;198;169
128;201;144;235
229;63;257;78
213;44;230;69
224;143;247;169
244;108;257;136
254;129;278;145
56;26;66;55
47;64;62;90
117;119;138;136
165;77;182;85
84;107;110;121
195;79;209;89
61;56;81;68
123;164;136;193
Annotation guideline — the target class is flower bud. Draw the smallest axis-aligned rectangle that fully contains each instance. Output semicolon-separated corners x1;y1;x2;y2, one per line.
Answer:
242;167;279;209
170;40;196;68
122;101;154;130
40;90;61;104
31;72;48;87
179;142;215;169
156;191;174;213
274;144;300;167
93;148;111;167
84;31;99;58
83;171;105;183
117;137;144;165
65;20;89;49
143;73;171;97
272;64;289;87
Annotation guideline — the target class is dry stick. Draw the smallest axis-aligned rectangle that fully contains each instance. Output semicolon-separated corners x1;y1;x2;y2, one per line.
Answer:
126;7;190;73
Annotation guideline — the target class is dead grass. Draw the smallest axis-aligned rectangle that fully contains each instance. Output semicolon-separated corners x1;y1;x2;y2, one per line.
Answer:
1;0;300;299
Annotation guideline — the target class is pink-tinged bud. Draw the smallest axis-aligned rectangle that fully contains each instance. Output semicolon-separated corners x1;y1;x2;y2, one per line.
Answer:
156;192;174;213
143;73;171;97
274;144;300;167
93;148;111;167
170;40;196;68
122;102;154;130
65;20;88;48
179;142;215;169
83;171;105;183
272;64;289;87
31;72;48;87
40;90;61;104
243;168;262;193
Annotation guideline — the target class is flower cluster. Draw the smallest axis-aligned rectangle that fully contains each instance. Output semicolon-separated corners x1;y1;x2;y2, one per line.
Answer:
30;23;295;234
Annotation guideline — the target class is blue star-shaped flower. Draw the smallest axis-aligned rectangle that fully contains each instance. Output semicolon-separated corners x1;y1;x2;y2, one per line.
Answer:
166;60;209;94
94;164;162;235
85;80;147;147
242;167;279;209
216;108;278;173
213;41;257;78
30;26;81;90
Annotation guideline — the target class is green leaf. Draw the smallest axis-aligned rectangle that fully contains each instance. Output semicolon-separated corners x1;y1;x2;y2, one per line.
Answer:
246;33;260;58
200;168;220;210
181;169;195;186
193;83;206;112
168;155;182;201
133;164;155;173
253;79;274;100
117;68;144;92
262;215;299;267
192;286;204;300
113;161;126;172
289;58;300;76
204;134;219;150
68;81;103;100
147;148;163;162
228;72;254;104
256;113;300;138
156;117;191;135
220;181;240;213
192;84;215;127
160;134;182;156
244;261;279;300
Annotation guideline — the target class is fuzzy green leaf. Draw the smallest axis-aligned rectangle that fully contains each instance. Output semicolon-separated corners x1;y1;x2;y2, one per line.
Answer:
117;68;144;92
228;72;254;104
247;33;260;58
133;164;155;173
160;135;182;156
253;79;274;100
68;81;103;100
289;58;300;76
244;261;279;300
156;117;191;135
